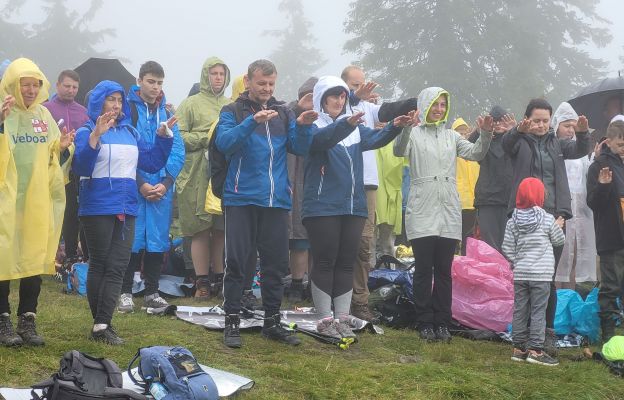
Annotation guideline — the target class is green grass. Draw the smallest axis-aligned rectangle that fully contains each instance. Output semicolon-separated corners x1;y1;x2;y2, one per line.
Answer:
0;278;622;399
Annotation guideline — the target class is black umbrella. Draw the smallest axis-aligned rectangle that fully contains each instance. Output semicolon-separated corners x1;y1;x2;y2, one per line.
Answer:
568;73;624;133
74;58;136;106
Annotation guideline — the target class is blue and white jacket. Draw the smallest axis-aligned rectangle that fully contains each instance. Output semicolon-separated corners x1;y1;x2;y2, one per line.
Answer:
72;80;173;217
302;76;403;219
215;92;314;209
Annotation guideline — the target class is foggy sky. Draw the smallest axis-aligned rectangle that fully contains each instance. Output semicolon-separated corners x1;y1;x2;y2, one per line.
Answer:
9;0;624;105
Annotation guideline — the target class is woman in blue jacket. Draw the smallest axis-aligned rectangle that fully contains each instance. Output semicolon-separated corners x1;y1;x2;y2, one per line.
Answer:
303;76;412;340
72;80;173;345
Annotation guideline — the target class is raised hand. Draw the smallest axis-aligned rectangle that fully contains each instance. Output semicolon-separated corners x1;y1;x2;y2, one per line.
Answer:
476;115;494;132
157;115;178;137
594;139;607;158
346;111;365;127
93;111;116;137
598;167;612;184
392;115;413;128
500;113;517;131
60;126;76;151
354;81;379;102
408;109;421;127
297;93;313;111
555;217;565;229
253;109;278;124
296;110;318;125
1;95;15;123
517;118;531;134
576;115;589;132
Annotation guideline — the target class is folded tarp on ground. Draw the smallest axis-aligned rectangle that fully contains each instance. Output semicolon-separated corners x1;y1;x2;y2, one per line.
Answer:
0;364;254;399
175;306;383;334
132;273;194;297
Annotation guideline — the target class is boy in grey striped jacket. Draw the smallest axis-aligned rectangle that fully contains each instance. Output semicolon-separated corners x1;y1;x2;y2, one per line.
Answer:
502;177;565;366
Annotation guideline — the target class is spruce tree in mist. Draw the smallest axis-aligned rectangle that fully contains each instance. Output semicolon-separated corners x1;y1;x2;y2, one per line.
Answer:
264;0;326;99
344;0;612;120
0;0;113;81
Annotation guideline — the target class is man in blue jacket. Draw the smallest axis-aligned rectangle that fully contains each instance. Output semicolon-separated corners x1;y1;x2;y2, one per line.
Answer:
216;59;318;348
118;61;185;312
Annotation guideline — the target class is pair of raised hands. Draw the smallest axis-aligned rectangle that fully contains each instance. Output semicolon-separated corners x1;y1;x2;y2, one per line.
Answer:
517;115;589;134
346;109;419;128
93;111;178;138
253;109;320;125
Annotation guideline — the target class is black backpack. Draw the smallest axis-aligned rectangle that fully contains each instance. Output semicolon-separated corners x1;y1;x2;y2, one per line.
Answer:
209;102;290;199
31;350;147;400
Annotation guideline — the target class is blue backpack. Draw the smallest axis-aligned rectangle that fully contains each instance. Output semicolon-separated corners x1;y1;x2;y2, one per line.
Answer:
65;262;88;296
128;346;218;400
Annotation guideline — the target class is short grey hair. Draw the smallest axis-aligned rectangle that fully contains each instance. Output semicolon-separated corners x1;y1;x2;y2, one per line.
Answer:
248;59;277;79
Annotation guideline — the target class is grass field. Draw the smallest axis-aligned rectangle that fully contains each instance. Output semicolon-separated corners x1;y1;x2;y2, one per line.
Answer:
0;278;621;399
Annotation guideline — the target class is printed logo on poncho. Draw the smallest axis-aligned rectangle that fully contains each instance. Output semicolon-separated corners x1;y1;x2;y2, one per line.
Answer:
31;119;48;134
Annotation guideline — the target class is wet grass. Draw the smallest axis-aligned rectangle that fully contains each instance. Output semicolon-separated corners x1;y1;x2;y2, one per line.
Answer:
0;278;621;399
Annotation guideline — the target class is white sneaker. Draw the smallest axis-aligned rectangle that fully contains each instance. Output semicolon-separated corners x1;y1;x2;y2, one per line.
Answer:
117;293;134;313
144;294;169;309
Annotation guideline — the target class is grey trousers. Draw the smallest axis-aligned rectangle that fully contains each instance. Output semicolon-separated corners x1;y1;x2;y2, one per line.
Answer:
476;205;508;252
512;280;550;350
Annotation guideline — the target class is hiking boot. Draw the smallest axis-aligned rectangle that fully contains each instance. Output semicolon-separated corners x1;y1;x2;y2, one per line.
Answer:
16;313;44;346
526;349;559;366
0;313;23;347
350;302;381;325
286;282;305;303
511;347;528;362
144;293;169;309
544;328;558;357
419;326;437;342
601;319;616;343
117;293;134;313
316;317;342;340
435;325;452;343
262;314;301;346
241;290;260;310
224;314;242;348
195;277;211;300
336;318;358;340
91;326;124;345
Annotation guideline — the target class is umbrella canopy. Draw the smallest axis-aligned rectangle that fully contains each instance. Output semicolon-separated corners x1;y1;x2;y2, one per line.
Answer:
74;58;136;107
568;74;624;133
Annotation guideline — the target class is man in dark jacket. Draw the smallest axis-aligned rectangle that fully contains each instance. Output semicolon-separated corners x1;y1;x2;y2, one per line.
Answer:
469;105;514;252
215;60;318;348
587;120;624;343
503;98;589;355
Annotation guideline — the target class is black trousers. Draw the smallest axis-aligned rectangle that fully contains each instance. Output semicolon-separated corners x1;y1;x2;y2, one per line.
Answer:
81;215;135;325
475;205;508;253
410;236;458;327
121;251;164;296
304;215;365;298
62;175;89;260
460;209;477;256
0;275;42;315
222;206;288;316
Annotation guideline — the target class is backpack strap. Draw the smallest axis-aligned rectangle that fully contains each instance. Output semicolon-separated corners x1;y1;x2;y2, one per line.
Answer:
127;348;148;390
130;102;139;128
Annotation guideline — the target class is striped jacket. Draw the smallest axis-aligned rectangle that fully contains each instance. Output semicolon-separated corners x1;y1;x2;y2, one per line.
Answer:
502;206;565;281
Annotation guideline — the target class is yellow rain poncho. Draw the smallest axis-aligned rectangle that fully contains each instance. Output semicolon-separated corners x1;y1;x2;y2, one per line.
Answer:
0;58;66;280
230;74;246;102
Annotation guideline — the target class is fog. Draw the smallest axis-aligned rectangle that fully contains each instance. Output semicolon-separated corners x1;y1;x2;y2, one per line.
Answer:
4;0;624;106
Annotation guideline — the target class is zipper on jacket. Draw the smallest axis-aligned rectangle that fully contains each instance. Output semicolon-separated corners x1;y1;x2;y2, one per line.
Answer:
317;165;325;199
342;145;355;214
234;157;242;193
265;121;275;207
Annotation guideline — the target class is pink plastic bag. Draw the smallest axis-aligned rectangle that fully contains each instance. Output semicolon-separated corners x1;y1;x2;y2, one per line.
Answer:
451;238;514;332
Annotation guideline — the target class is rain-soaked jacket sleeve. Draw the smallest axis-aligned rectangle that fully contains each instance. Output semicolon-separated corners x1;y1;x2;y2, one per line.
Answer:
136;128;173;173
287;110;314;156
72;127;100;177
163;123;185;182
309;118;356;151
360;122;402;151
176;100;210;152
456;128;493;161
560;131;590;160
215;110;257;155
393;126;412;157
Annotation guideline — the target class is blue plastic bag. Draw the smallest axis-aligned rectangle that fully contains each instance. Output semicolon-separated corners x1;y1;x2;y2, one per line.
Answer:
67;262;88;296
554;288;600;343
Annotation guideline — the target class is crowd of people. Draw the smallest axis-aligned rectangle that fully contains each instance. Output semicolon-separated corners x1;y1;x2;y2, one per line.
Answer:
0;56;623;368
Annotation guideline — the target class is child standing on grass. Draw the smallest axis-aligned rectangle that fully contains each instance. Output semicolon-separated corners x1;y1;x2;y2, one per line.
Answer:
502;177;565;366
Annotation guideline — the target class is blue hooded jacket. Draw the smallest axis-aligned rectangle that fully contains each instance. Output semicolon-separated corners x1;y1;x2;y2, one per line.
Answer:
302;76;403;219
215;92;314;209
72;80;173;217
127;85;185;252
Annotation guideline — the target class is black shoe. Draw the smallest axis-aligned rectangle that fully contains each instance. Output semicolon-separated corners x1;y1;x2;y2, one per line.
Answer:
419;326;437;342
286;282;305;303
241;290;260;310
435;325;452;343
262;314;301;346
16;313;44;346
91;326;124;345
0;314;23;347
544;328;558;357
224;314;242;348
